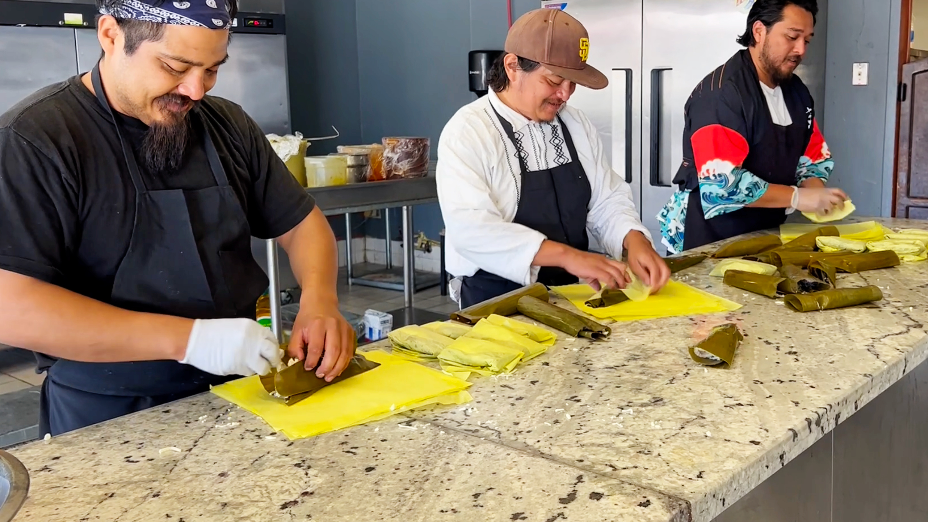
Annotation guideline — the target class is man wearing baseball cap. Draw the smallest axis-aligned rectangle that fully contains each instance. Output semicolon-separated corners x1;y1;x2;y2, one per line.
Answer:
437;8;669;308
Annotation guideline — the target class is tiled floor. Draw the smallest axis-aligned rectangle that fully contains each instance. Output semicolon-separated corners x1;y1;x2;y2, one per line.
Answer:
336;278;459;317
0;272;456;447
0;347;44;394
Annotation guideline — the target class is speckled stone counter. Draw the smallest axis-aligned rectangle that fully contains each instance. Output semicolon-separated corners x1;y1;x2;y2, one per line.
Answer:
10;218;928;521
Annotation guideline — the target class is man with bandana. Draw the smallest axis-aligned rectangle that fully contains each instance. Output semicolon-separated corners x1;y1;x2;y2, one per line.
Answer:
657;0;850;254
0;0;355;435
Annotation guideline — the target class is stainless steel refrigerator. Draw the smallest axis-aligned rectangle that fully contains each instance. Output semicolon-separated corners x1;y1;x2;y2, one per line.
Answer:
541;0;828;253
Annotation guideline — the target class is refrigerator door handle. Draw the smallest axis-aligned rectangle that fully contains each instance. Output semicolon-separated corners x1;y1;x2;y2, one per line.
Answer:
614;67;634;184
649;67;672;188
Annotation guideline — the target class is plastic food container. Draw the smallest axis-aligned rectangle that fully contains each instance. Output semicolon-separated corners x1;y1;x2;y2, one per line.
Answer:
382;137;429;179
338;144;386;181
305;155;348;187
331;152;370;183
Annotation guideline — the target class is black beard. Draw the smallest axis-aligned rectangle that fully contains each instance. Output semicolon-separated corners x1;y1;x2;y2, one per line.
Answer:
760;41;797;85
142;94;194;175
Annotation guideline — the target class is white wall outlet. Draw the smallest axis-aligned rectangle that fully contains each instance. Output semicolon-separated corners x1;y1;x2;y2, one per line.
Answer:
852;62;869;86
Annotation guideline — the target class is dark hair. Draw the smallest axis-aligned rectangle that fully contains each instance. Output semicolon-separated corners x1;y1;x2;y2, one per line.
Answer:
736;0;817;47
487;53;542;93
96;0;239;55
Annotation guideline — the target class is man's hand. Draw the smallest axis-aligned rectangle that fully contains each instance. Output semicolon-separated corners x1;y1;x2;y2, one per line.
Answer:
561;249;630;291
287;296;356;382
793;186;849;215
624;231;670;292
181;318;282;376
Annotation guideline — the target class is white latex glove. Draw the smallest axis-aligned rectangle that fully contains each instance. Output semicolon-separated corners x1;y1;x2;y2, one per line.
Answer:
791;186;848;215
180;318;282;377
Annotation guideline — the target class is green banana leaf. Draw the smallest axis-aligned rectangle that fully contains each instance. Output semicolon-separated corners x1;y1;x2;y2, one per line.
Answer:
783;286;884;312
723;270;784;298
516;296;611;340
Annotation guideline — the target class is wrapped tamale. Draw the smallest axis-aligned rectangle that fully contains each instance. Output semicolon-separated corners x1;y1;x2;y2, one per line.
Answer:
709;258;779;277
421;321;473;339
664;254;708;273
783;285;883;312
819;250;901;273
486;314;557;345
451;282;549;325
777;225;840;251
260;354;380;405
866;239;928;263
815;236;867;253
768;250;852;268
807;261;837;287
711;235;782;258
388;326;455;359
780;263;832;292
801;199;856;223
516;296;611;340
750;227;840;263
585;288;630;308
723;270;784;298
689;324;743;366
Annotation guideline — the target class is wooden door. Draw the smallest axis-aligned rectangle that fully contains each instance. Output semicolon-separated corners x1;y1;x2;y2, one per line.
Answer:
895;59;928;219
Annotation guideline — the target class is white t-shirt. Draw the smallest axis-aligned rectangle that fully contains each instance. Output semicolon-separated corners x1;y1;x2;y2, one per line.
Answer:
760;81;792;126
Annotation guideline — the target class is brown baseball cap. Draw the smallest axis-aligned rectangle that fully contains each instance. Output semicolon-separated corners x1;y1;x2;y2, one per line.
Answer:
504;8;608;90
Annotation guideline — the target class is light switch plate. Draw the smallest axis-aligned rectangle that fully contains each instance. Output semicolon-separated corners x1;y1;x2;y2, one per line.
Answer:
853;62;869;86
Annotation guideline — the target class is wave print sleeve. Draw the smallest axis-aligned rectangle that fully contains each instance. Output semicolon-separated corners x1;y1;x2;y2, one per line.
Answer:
691;124;769;219
796;119;834;185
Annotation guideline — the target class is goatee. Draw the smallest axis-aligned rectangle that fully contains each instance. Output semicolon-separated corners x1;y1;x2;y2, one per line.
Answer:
142;94;194;175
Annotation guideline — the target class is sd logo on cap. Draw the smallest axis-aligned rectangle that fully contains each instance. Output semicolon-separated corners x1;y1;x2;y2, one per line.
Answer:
504;9;607;90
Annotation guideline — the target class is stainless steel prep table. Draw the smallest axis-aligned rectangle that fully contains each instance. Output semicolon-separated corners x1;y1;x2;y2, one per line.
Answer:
263;177;447;339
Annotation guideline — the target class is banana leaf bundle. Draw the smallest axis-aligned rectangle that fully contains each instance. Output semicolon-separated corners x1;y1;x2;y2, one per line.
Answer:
712;235;782;258
807;261;838;287
779;263;832;293
516;296;611;340
783;286;883;312
585;288;630;308
260;354;380;405
689;324;743;366
665;254;709;272
778;225;840;251
768;250;854;268
388;325;456;360
451;282;549;325
818;250;901;274
748;226;840;264
722;270;785;298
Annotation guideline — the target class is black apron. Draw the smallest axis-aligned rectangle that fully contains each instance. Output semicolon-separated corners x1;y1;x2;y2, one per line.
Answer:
679;54;812;251
39;64;268;436
459;107;592;308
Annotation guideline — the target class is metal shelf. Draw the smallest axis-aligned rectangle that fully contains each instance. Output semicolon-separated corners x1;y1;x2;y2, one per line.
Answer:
264;177;441;341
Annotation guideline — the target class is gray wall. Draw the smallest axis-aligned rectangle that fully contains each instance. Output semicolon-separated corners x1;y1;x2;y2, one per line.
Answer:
355;0;540;243
284;0;366;240
286;0;537;243
823;0;903;218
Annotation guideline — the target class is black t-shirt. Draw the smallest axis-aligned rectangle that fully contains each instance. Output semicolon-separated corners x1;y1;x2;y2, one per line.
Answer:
0;75;315;302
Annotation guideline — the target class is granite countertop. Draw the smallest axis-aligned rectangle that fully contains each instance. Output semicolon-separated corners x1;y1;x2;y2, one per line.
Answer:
10;218;928;521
